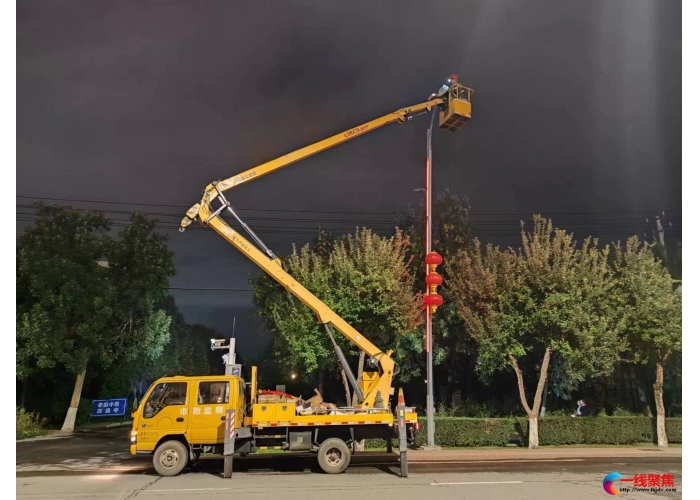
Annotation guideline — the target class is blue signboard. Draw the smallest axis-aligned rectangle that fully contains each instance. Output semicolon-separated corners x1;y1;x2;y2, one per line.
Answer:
91;398;128;417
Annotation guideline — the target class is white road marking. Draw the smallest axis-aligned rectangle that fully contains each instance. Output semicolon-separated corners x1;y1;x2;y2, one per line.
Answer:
147;488;233;492
431;481;523;486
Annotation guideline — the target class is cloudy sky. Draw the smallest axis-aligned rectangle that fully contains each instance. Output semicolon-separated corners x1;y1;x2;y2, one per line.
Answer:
17;0;681;357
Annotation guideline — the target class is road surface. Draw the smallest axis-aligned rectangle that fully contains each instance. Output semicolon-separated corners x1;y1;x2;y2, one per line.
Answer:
17;461;682;500
17;428;682;499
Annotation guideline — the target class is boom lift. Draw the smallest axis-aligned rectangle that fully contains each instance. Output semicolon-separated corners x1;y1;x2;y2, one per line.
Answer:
131;77;472;477
179;77;472;410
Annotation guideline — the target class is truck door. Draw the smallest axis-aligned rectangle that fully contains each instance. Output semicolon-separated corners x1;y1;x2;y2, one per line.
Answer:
189;379;234;443
138;381;189;451
237;379;246;424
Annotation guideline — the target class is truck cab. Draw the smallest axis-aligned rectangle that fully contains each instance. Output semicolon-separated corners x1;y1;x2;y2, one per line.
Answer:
131;375;245;475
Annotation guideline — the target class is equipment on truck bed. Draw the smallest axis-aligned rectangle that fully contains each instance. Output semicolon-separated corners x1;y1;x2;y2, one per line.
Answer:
130;77;472;477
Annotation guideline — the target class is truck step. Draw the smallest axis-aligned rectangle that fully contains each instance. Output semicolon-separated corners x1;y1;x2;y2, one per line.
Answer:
256;444;289;451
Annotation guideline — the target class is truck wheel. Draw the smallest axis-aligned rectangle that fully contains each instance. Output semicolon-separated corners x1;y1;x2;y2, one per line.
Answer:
317;438;351;474
153;440;188;477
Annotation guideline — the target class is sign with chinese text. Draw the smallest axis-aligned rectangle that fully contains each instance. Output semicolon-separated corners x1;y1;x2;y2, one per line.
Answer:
91;398;128;417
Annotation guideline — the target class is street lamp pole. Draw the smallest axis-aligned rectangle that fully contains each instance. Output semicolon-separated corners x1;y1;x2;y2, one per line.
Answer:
425;107;438;448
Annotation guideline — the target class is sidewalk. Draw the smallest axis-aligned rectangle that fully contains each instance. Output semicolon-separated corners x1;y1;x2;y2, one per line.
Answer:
406;446;682;462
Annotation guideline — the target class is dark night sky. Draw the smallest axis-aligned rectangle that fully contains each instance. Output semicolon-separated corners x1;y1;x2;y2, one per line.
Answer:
17;0;682;357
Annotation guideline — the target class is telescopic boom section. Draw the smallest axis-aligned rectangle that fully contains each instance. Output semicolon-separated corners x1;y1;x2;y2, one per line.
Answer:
180;81;473;409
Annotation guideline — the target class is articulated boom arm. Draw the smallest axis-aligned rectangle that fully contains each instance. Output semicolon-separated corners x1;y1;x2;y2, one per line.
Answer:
180;81;473;409
181;98;444;220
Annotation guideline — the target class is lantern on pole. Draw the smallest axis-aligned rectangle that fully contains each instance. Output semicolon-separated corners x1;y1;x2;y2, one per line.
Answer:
423;251;444;314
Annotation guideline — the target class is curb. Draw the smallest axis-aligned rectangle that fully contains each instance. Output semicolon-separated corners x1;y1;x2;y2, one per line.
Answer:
406;448;682;462
16;433;73;443
104;421;133;428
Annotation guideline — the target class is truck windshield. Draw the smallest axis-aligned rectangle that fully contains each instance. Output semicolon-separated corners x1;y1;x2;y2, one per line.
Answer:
143;382;187;419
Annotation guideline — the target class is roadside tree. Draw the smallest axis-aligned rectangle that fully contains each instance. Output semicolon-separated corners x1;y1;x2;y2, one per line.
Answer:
612;237;682;447
447;216;625;448
17;205;174;431
252;228;422;408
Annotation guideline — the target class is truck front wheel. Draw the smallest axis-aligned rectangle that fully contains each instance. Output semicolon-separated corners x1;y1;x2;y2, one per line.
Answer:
153;440;188;477
317;438;351;474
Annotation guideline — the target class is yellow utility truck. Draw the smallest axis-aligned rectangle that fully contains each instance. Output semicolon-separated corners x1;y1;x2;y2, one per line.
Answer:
130;371;419;476
130;77;472;476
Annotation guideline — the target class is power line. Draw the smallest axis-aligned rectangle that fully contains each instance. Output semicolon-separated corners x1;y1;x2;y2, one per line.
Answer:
16;195;401;215
16;197;679;241
17;194;681;217
15;204;670;230
15;203;657;223
15;213;668;237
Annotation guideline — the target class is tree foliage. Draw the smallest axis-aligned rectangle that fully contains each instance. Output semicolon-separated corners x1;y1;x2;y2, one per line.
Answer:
398;189;474;380
252;228;423;392
17;205;175;387
98;296;216;400
400;189;473;279
447;216;626;447
611;236;682;447
450;216;624;387
612;237;682;365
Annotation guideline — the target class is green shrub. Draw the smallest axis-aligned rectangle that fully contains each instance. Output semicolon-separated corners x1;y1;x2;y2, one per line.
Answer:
611;406;642;417
16;407;46;439
435;403;458;417
435;400;494;418
365;416;682;449
538;416;682;445
455;400;491;418
666;418;682;443
545;409;571;417
538;417;649;445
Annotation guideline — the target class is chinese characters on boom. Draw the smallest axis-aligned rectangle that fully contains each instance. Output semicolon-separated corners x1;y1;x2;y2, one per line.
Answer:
604;471;677;495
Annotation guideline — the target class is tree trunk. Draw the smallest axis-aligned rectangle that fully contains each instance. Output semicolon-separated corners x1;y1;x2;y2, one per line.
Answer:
61;359;88;432
352;352;366;407
509;348;552;449
352;352;366;450
317;369;325;396
654;361;668;448
339;361;351;407
528;415;539;449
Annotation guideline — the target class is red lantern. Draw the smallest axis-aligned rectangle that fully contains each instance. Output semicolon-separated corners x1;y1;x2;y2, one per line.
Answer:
425;272;443;286
425;252;443;266
424;293;444;307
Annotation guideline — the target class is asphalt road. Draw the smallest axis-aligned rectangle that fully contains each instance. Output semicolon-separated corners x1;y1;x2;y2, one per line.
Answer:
16;428;682;499
17;461;682;500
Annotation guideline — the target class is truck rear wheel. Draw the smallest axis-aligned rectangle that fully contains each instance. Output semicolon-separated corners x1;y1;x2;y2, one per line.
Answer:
317;438;351;474
153;440;188;477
